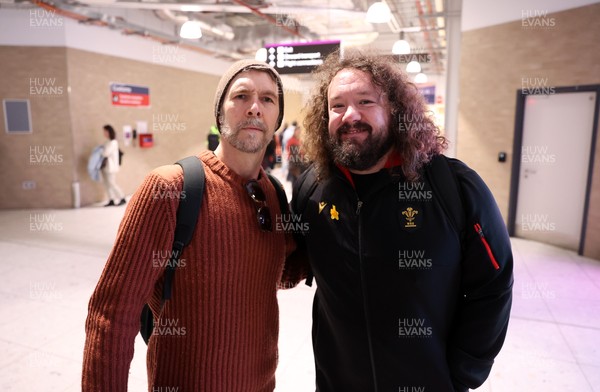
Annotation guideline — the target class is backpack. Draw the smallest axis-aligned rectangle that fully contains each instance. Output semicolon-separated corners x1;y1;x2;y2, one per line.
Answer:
294;154;465;286
424;154;465;237
139;156;289;344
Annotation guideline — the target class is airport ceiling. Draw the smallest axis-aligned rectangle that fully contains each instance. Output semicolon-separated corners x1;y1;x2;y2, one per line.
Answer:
9;0;450;75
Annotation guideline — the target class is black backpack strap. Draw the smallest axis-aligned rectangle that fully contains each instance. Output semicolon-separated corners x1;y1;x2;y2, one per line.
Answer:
162;156;205;301
295;166;318;219
141;156;205;344
291;166;319;286
267;173;289;214
425;154;465;238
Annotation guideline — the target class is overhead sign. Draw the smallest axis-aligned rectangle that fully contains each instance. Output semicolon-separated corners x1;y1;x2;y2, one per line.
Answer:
110;83;150;107
265;40;340;74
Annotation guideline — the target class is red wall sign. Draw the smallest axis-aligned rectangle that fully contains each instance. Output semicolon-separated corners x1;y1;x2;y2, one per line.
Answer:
110;83;150;107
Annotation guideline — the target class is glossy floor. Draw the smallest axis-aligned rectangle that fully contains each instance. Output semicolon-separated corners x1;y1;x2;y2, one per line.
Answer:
0;183;598;391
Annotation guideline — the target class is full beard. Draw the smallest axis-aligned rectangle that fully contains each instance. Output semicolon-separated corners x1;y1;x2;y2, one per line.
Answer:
220;118;270;154
328;121;394;171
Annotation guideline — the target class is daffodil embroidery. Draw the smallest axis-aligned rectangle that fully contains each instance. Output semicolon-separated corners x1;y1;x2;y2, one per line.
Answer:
330;205;340;220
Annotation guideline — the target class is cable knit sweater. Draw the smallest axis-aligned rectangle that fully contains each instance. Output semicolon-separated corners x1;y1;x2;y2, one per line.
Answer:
83;151;303;391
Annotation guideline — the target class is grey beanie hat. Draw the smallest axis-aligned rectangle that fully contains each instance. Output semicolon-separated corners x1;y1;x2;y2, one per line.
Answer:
214;59;284;132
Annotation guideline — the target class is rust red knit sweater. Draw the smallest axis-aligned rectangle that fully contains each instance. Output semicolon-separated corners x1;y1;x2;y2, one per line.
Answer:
83;151;299;391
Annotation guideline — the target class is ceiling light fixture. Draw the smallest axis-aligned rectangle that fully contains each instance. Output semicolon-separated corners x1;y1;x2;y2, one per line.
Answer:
366;2;391;24
255;48;268;62
406;60;421;73
392;32;410;54
179;20;202;39
414;72;428;83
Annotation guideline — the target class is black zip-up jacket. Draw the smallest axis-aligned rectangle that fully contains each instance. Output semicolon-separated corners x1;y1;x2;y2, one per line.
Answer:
291;156;513;392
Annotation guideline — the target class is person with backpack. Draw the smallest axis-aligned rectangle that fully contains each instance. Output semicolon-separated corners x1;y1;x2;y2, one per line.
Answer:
100;124;126;206
291;50;514;392
83;60;305;391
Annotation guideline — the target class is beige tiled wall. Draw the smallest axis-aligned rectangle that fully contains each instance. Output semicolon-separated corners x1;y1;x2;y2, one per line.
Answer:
0;46;73;209
458;3;600;259
65;47;221;207
0;46;305;209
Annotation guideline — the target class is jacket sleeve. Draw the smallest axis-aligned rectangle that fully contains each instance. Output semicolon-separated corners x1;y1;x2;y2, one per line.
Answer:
278;169;314;289
278;231;309;289
82;168;179;391
446;159;514;391
278;171;312;289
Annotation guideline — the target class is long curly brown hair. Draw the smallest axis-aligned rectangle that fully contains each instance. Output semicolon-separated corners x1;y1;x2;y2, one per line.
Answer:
302;49;447;181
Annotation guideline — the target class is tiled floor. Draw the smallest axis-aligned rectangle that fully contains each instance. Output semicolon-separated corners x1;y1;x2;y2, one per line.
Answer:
1;172;599;391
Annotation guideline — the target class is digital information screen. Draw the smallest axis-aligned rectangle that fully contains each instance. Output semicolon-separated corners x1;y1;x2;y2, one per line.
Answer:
264;40;340;75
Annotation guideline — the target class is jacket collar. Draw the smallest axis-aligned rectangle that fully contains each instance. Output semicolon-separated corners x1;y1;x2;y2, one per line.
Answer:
335;150;403;189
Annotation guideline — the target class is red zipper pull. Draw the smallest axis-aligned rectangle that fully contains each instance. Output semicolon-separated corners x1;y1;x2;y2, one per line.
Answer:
474;223;500;270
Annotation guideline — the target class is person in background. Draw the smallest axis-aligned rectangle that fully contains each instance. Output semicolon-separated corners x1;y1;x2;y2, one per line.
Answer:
207;124;220;151
281;120;297;152
286;126;306;183
276;121;288;150
280;120;297;176
83;60;305;392
274;121;288;166
262;135;277;173
101;124;126;207
292;50;513;392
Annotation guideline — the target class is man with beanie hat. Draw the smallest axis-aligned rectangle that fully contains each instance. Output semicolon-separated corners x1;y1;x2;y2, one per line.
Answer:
83;60;307;391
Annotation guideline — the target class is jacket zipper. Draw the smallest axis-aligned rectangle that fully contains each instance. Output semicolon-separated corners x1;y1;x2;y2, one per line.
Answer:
474;223;500;270
356;198;379;392
356;200;363;215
